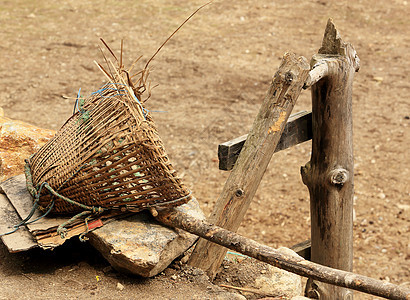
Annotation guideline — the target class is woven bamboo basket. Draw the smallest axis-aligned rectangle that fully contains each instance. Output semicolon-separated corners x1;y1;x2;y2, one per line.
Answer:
25;62;191;215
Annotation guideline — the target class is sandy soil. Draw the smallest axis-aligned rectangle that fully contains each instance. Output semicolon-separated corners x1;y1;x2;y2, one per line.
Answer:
0;0;409;299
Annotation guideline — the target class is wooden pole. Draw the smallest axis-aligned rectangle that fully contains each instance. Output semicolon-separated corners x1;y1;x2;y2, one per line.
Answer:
301;19;360;299
188;52;310;279
156;209;410;300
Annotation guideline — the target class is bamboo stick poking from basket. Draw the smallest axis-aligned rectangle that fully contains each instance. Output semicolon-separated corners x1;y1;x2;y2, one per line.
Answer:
156;209;410;300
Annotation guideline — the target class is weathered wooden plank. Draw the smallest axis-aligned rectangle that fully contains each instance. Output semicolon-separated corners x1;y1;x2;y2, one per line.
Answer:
0;174;65;234
218;111;312;171
301;19;360;299
189;52;310;279
290;239;311;260
0;193;37;252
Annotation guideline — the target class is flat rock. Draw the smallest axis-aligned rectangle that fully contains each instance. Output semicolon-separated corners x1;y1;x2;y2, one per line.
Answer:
88;198;205;277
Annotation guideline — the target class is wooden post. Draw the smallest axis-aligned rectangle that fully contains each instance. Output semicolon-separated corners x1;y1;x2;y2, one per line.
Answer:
189;52;310;278
301;19;360;299
156;209;410;300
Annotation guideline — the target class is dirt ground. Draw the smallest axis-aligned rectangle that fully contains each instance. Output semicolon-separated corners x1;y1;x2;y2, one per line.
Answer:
0;0;409;299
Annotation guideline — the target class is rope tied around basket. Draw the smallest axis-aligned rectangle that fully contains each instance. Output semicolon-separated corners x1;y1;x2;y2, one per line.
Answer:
24;160;108;240
73;83;149;121
0;180;55;237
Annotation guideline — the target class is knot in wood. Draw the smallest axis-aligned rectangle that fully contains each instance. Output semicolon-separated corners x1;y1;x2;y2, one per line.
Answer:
344;292;354;300
284;71;294;84
329;168;349;186
235;189;244;197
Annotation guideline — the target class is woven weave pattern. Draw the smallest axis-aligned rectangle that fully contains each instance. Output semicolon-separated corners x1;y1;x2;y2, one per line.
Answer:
27;83;191;214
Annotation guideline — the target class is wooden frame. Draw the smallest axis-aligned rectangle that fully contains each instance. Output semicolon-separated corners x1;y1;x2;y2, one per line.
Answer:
189;19;364;299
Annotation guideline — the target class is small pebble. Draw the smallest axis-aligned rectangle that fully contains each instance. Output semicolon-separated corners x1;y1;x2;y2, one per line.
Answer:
117;282;124;291
171;275;178;280
192;269;203;276
180;255;189;264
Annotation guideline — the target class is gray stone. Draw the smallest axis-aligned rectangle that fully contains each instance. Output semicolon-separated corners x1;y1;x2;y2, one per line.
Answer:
116;282;125;291
252;247;303;298
88;198;205;277
214;293;246;300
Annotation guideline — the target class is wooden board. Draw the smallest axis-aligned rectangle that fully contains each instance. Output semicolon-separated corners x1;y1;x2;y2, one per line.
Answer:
218;111;312;170
290;239;311;260
0;193;37;252
0;174;66;235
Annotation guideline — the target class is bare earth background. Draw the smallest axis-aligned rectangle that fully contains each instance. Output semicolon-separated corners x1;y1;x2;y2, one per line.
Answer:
0;0;409;299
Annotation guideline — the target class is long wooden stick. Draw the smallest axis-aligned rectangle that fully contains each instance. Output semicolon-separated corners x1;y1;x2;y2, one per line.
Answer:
188;52;310;279
156;209;410;300
301;19;360;299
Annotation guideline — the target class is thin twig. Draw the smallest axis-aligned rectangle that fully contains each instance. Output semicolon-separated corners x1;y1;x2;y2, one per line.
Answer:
98;45;115;80
128;55;143;75
144;1;214;70
219;284;284;298
100;38;118;62
94;61;114;82
120;39;123;69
